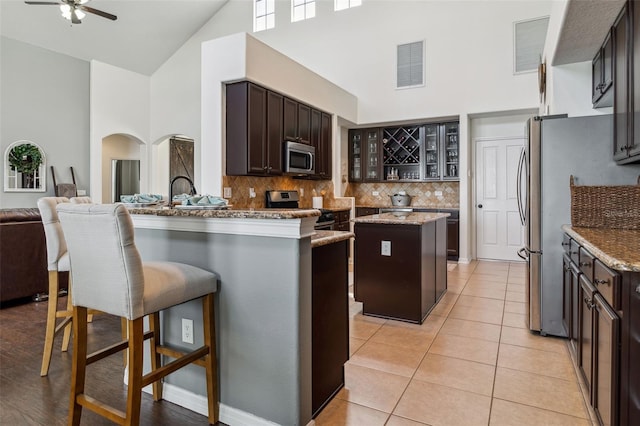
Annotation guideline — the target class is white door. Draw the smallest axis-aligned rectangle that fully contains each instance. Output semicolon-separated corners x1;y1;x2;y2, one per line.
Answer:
476;138;524;261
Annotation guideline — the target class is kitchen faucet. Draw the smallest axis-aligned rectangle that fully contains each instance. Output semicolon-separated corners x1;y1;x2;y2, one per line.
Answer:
169;175;197;207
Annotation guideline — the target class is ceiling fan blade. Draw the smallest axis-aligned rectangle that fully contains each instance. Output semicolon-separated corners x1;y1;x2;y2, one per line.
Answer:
24;1;61;5
80;5;117;21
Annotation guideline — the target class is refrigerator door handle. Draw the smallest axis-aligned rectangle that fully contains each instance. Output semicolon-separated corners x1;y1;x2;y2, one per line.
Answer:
517;247;528;261
516;146;526;226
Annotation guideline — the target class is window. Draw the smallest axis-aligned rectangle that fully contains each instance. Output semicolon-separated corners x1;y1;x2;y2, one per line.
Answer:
254;0;275;32
397;41;424;89
335;0;361;11
292;0;315;22
514;16;549;73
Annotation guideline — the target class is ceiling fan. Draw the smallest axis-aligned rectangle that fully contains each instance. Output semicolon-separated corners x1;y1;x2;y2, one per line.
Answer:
25;0;117;24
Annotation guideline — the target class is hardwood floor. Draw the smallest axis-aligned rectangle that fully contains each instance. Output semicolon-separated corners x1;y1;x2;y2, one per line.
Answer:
0;297;214;425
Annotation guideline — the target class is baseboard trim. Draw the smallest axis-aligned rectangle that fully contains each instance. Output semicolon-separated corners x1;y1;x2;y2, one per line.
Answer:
458;257;472;264
142;382;280;426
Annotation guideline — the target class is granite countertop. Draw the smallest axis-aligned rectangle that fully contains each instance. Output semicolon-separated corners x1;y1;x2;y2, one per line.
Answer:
353;211;450;225
356;204;459;210
126;205;320;220
311;230;354;248
562;225;640;272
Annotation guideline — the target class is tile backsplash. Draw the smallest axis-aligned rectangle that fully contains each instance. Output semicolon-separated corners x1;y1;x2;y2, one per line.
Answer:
345;181;459;208
222;176;458;209
222;176;345;209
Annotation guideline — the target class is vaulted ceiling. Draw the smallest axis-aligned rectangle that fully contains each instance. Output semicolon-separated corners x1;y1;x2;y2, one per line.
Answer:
0;0;229;75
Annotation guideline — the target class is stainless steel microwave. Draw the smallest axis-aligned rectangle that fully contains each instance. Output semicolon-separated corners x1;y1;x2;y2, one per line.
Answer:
284;141;315;175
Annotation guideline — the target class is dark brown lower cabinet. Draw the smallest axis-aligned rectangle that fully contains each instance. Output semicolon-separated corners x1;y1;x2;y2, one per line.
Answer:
579;275;596;396
563;254;582;360
593;293;620;426
311;239;349;417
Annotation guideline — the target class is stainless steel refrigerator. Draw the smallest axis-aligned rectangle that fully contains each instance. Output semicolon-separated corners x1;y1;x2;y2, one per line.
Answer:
517;114;640;336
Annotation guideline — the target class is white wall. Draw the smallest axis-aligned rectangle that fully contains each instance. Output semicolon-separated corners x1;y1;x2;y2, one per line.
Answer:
90;61;150;202
0;37;89;208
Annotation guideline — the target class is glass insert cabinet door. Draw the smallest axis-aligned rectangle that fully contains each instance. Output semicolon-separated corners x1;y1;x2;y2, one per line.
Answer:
424;124;440;180
443;122;459;179
365;129;380;181
349;131;362;180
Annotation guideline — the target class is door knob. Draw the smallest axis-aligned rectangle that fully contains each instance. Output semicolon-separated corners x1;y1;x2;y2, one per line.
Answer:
477;204;483;208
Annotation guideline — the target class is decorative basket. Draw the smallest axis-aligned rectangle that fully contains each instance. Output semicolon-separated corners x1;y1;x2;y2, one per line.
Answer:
570;175;640;229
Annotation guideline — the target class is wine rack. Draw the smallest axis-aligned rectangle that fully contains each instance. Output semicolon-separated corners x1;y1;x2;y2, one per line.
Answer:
382;126;423;180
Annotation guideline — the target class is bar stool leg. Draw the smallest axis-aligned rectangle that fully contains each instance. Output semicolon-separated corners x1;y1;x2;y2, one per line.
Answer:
149;312;163;401
202;293;219;424
41;271;60;376
68;306;88;426
125;318;144;426
61;276;73;352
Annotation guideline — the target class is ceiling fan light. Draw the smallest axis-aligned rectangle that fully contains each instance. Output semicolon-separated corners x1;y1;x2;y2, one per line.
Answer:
77;0;89;3
74;9;86;20
60;4;71;19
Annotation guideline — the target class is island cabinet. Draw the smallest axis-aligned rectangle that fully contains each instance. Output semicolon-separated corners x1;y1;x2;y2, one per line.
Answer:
562;227;640;426
353;212;448;324
311;237;349;417
226;81;283;176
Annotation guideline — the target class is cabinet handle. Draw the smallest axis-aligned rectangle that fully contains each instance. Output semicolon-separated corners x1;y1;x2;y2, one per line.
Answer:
579;261;591;267
561;242;570;246
594;278;610;286
571;251;579;255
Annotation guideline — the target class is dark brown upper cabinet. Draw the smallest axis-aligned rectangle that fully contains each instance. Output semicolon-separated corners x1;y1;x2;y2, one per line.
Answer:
284;97;311;144
611;1;640;164
226;81;283;176
593;30;614;107
310;109;332;180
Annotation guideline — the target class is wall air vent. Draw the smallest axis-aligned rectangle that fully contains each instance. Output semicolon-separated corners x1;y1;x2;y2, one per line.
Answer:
397;40;424;89
514;16;549;74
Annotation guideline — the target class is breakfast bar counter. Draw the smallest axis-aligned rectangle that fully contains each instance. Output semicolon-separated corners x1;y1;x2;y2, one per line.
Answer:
125;206;336;426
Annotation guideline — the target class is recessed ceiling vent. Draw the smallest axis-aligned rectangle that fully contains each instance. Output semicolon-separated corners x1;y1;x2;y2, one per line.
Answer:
514;16;550;74
397;40;424;89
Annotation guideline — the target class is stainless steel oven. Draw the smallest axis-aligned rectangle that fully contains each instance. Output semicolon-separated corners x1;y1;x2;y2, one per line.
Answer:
265;190;334;230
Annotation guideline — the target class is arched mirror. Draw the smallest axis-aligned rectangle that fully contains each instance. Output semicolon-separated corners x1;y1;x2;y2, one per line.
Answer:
4;140;46;192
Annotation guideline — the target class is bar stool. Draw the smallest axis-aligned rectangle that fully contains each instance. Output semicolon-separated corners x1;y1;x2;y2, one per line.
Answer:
37;196;73;377
57;203;219;425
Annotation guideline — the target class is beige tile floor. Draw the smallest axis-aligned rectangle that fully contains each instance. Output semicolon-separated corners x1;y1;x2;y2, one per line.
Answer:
315;260;598;426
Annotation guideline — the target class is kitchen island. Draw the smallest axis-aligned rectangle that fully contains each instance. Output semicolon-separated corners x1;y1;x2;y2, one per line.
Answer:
124;206;352;426
353;211;449;324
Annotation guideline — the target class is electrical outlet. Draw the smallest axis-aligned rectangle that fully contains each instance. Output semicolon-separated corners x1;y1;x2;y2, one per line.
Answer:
223;187;232;198
435;190;443;196
299;188;304;196
77;189;86;196
372;191;379;196
249;187;256;198
381;240;391;256
181;318;194;344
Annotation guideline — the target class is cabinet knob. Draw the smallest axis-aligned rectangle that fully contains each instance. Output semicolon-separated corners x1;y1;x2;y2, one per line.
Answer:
579;261;591;267
561;242;570;246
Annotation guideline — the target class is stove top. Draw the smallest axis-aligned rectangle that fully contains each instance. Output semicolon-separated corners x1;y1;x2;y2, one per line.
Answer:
265;190;334;225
